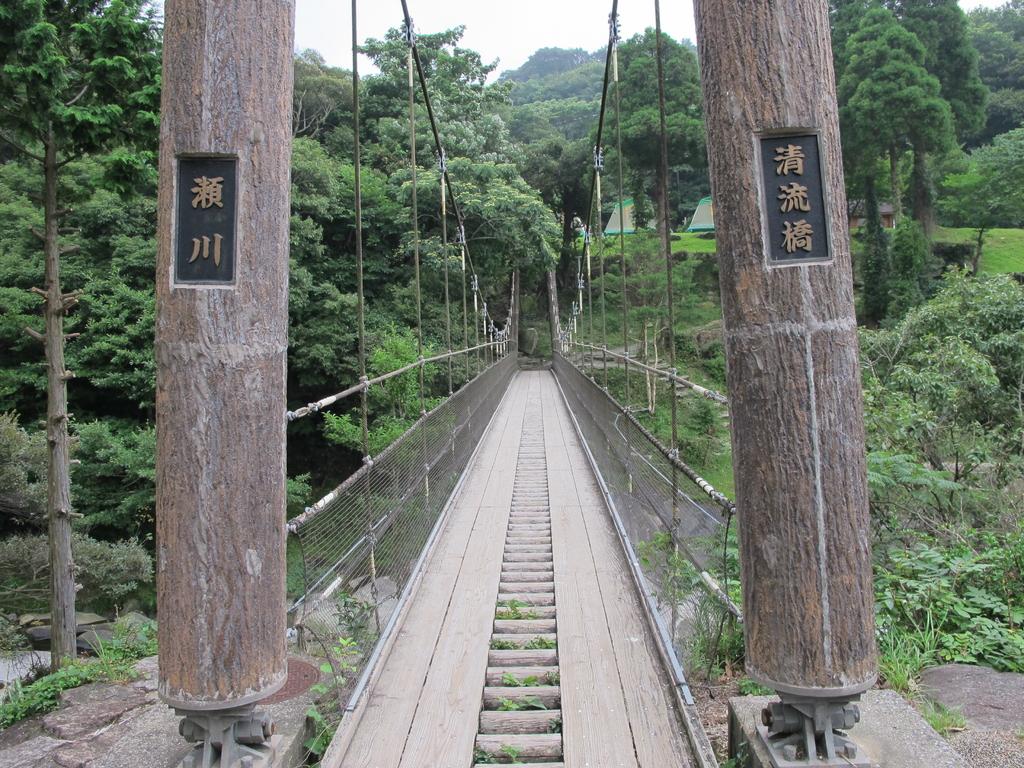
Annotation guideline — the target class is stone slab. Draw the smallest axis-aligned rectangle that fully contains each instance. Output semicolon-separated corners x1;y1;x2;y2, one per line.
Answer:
0;735;66;768
52;722;131;768
43;685;148;740
729;690;967;768
920;663;1024;731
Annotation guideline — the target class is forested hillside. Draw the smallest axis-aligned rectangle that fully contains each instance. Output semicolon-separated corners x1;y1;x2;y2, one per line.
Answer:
0;1;1022;736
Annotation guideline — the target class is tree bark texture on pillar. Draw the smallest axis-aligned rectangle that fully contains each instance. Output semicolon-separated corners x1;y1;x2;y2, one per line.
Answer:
155;0;295;709
694;0;876;695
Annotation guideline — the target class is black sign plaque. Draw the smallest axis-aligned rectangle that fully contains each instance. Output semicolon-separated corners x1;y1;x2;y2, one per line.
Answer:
758;133;831;265
174;156;237;285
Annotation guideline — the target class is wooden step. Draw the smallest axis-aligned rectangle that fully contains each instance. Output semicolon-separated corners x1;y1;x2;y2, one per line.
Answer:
498;592;555;606
501;562;555;572
499;571;553;582
493;618;556;634
503;538;552;547
503;545;552;554
496;604;556;619
487;649;558;667
490;633;557;648
485;666;559;686
482;686;561;710
499;581;554;593
479;709;563;735
503;553;553;563
474;764;563;768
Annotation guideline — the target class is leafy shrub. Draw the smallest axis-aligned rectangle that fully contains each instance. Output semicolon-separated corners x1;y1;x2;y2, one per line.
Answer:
0;615;27;657
0;533;153;614
0;413;46;530
876;536;1024;673
0;662;106;728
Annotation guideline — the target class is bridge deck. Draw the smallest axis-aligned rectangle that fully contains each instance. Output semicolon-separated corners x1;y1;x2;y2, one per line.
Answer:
336;371;694;768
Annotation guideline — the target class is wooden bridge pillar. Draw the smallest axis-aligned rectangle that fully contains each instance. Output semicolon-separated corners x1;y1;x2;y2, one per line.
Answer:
693;0;876;762
154;0;294;763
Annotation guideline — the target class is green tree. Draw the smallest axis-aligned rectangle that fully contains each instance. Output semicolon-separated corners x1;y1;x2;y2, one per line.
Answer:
888;0;988;231
968;2;1024;144
886;219;929;318
890;0;989;140
618;30;706;237
292;49;353;149
0;0;161;669
940;128;1024;272
0;412;46;527
839;7;954;224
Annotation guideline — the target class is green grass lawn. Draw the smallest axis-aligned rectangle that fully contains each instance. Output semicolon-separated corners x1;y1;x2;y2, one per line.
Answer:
933;226;1024;275
662;227;1024;274
672;231;718;255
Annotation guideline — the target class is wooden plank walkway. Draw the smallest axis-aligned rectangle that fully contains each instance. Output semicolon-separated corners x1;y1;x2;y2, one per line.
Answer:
336;371;694;768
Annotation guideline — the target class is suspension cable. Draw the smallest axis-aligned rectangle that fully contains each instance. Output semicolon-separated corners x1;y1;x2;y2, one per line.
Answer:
352;0;370;463
611;9;630;407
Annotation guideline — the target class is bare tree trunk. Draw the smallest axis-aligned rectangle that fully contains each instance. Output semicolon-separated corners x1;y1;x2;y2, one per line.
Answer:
546;269;560;354
972;228;985;274
911;146;935;238
43;135;77;672
889;145;902;221
695;0;876;696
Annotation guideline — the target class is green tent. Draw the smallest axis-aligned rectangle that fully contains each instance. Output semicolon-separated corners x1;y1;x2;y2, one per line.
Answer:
686;196;715;232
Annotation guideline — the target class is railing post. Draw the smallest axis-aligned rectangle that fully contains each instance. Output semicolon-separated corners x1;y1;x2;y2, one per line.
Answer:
695;0;876;763
154;0;293;764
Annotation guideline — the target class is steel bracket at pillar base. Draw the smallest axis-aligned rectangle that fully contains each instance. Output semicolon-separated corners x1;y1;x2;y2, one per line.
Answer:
175;705;278;768
756;694;872;767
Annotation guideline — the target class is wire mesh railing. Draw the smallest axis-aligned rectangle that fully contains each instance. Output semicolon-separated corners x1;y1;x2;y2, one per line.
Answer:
288;351;516;714
552;351;740;682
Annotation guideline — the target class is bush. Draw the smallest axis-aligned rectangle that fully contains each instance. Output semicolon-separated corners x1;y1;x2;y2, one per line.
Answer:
876;535;1024;674
0;533;153;615
0;413;46;530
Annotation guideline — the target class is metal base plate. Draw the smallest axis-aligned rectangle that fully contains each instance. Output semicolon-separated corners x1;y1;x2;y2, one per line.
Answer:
178;734;281;768
756;724;871;767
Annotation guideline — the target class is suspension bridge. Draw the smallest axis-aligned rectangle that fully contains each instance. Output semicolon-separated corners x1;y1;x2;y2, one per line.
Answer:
150;0;880;766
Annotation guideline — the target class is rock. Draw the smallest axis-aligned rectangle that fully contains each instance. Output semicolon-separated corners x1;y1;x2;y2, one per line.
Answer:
921;663;1024;731
74;613;107;628
75;629;114;654
129;657;159;693
59;683;145;710
52;722;129;768
17;614;49;628
76;623;114;636
115;612;151;629
44;684;148;740
0;736;67;768
23;626;49;650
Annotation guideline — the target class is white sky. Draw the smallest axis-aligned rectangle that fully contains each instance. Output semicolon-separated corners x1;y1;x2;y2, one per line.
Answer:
293;0;1008;78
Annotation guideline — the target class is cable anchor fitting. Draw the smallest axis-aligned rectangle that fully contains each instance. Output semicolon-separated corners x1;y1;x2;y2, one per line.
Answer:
401;18;416;47
609;11;621;43
437;149;447;175
593;146;604;171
